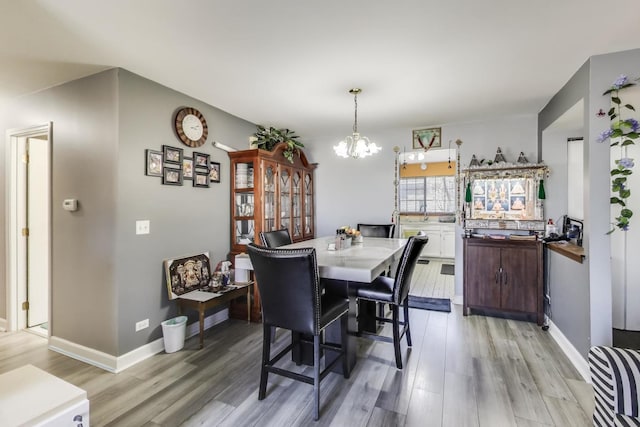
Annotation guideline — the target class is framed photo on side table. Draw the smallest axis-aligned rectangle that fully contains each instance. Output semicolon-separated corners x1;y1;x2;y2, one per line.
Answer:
162;167;183;186
145;149;163;177
412;127;441;150
163;145;183;164
210;161;221;183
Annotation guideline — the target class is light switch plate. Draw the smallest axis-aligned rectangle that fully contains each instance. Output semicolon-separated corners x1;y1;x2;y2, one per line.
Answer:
136;220;150;235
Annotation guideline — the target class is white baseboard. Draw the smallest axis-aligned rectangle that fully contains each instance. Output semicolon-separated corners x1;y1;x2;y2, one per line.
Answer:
452;294;463;305
548;320;591;383
0;318;7;332
49;309;229;373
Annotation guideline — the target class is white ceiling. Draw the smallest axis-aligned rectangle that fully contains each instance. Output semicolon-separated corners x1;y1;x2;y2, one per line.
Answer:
1;1;639;143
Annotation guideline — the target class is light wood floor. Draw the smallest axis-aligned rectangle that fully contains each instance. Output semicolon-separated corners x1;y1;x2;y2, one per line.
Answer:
410;258;455;299
0;304;594;426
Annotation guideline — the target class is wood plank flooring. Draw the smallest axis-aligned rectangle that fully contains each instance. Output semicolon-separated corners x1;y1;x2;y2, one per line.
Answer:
409;258;455;299
0;303;594;426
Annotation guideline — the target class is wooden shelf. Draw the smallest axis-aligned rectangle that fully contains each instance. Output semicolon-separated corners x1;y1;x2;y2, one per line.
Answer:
545;241;585;263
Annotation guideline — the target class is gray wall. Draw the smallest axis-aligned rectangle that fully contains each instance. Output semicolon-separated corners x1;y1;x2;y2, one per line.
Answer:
538;47;640;357
0;70;119;352
538;60;593;357
114;70;255;353
0;68;256;356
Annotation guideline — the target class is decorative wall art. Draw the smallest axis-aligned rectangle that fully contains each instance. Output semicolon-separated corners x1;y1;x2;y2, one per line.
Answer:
194;171;210;188
164;252;213;299
145;145;219;188
163;145;183;164
193;152;210;169
183;157;193;180
210;161;221;183
162;167;183;186
145;149;163;177
412;127;442;150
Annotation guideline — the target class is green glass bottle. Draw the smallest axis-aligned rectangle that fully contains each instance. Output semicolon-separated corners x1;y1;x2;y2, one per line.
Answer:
465;182;472;203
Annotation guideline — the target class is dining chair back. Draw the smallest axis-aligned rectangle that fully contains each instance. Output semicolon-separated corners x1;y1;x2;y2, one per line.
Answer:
259;229;292;248
355;235;429;369
357;223;395;238
247;243;350;420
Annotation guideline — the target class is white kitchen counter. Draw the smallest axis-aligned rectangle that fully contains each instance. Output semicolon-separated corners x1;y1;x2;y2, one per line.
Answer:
0;364;89;426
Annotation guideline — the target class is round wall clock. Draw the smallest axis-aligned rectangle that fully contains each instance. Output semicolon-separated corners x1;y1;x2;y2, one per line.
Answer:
175;107;208;147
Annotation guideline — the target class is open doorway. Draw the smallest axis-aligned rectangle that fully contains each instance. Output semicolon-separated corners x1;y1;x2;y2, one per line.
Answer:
396;148;456;310
6;123;52;337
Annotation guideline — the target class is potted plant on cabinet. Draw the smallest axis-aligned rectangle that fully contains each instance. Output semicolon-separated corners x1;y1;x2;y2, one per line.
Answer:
250;125;304;163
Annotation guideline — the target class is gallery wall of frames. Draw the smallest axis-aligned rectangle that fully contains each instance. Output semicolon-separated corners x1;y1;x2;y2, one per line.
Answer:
145;145;221;187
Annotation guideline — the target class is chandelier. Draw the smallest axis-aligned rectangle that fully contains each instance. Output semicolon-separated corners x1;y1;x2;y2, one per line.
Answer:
333;88;381;159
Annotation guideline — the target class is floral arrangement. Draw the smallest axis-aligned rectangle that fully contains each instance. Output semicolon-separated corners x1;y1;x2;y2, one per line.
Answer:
597;75;640;232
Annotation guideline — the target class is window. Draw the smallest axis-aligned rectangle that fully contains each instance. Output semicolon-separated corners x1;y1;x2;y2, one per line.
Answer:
567;138;583;220
400;176;455;214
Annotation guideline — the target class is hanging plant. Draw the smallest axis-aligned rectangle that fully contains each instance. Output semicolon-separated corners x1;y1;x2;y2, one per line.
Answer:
597;75;640;233
250;125;304;164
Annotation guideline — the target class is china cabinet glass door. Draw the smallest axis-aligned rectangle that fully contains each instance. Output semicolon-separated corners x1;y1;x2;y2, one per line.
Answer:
303;172;314;237
263;162;277;232
292;171;302;239
233;161;255;245
279;167;291;232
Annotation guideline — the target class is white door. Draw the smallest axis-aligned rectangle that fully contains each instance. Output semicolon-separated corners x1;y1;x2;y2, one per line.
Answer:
26;137;50;327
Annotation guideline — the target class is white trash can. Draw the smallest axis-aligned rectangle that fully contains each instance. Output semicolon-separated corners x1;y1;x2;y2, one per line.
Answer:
161;316;187;353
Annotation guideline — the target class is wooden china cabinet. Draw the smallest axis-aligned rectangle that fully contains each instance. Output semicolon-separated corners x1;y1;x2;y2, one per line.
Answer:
228;143;317;321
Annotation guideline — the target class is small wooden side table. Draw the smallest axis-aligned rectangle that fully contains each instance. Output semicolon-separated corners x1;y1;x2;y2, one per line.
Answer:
177;282;253;349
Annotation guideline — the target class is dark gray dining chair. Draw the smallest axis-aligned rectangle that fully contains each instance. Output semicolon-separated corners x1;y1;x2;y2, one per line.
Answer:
259;229;292;248
247;243;350;421
357;223;395;238
355;235;428;369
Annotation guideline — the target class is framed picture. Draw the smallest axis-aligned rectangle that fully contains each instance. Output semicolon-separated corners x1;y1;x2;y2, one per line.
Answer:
145;149;163;177
162;167;183;186
183;157;193;180
193;152;210;169
412;127;442;149
193;171;210;188
209;161;221;183
163;145;183;164
163;252;212;299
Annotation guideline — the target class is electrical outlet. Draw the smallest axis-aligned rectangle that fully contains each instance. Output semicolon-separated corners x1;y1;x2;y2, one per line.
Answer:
136;220;150;235
135;319;149;331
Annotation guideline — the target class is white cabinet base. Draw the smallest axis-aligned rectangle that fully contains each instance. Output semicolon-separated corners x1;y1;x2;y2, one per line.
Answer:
400;222;455;259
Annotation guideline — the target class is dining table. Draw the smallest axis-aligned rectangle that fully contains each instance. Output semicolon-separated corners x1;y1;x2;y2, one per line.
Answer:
280;236;408;373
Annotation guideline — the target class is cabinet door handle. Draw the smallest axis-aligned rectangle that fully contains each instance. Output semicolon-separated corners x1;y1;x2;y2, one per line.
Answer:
495;270;500;284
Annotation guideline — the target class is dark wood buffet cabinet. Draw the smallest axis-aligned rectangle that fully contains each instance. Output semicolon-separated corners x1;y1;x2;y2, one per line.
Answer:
463;238;543;325
228;144;317;321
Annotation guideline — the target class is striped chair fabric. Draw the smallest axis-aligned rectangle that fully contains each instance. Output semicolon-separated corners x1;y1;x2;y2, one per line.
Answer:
589;346;640;427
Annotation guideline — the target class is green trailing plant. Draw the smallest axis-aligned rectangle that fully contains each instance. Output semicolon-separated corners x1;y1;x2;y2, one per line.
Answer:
251;125;304;163
597;75;640;233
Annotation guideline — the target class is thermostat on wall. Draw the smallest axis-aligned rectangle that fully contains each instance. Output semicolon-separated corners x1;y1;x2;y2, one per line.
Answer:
62;199;78;211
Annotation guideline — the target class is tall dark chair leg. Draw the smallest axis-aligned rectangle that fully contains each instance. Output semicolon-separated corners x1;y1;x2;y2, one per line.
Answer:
259;323;271;400
313;334;321;421
341;314;350;379
392;305;402;369
404;298;412;347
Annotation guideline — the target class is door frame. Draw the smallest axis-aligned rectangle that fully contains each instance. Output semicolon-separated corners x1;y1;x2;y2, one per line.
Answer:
5;123;52;332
